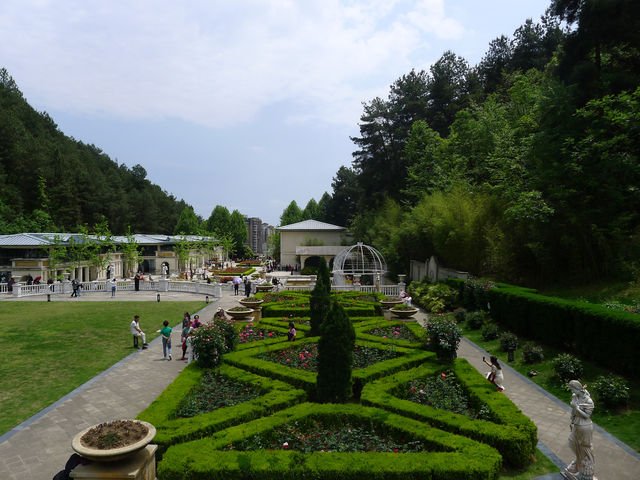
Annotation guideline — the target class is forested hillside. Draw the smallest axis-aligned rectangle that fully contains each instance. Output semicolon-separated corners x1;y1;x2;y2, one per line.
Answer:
280;1;640;285
0;69;191;235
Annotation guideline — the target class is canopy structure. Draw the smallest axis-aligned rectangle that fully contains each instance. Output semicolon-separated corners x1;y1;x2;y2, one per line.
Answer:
331;242;387;286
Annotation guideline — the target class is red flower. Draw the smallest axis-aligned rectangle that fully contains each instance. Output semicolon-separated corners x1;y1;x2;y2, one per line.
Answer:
394;449;399;453
441;373;446;378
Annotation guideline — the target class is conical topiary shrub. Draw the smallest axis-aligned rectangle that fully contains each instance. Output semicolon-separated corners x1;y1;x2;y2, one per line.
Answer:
317;256;331;293
310;260;331;336
316;300;356;403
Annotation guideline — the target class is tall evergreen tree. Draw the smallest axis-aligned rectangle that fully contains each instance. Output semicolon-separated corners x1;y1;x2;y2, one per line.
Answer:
316;300;356;403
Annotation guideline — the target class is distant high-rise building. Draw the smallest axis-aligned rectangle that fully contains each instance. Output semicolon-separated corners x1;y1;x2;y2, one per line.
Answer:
243;215;272;255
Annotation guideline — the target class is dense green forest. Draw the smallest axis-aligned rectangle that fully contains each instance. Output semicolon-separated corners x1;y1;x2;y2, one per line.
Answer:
279;1;640;285
0;69;192;235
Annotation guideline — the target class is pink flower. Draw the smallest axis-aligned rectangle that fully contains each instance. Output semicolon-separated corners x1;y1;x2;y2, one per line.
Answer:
282;442;288;449
394;449;399;453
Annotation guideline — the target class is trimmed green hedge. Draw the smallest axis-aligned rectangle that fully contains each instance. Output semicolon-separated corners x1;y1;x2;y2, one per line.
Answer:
158;403;502;480
136;363;306;452
355;319;430;349
446;278;640;377
361;360;536;468
223;337;432;399
263;305;377;318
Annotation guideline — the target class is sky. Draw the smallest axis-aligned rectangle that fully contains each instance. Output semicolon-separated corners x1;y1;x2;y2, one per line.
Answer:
0;0;551;226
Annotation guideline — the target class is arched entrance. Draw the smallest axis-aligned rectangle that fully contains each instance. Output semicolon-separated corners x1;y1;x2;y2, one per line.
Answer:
303;256;323;268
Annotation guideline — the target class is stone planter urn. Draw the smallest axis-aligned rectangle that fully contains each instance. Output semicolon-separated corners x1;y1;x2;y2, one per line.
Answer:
389;306;419;319
380;298;403;309
71;420;156;462
239;298;264;309
227;307;255;320
255;284;273;293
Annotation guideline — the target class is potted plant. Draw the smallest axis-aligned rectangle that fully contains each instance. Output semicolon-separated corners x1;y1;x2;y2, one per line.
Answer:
226;306;254;320
380;297;404;309
389;303;419;318
71;420;156;462
255;284;273;292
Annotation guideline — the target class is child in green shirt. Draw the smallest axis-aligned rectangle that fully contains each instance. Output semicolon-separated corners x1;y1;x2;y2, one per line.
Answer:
161;320;172;360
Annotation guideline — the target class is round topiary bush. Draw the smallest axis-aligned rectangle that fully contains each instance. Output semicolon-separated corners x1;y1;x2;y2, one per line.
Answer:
191;319;238;368
426;315;462;363
591;375;630;410
499;332;519;352
552;353;583;382
481;322;500;341
465;310;489;330
522;342;544;364
453;307;466;323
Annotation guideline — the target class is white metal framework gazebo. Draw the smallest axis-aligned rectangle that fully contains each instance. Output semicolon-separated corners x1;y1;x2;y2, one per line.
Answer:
331;242;387;286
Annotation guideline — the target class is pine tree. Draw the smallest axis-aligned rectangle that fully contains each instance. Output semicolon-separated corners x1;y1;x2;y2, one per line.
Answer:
310;257;331;335
316;300;356;403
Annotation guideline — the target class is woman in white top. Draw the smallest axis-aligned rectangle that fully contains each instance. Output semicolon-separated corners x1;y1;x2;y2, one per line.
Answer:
483;355;505;391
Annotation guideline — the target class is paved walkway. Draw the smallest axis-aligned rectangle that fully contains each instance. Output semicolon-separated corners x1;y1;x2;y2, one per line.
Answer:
1;292;638;479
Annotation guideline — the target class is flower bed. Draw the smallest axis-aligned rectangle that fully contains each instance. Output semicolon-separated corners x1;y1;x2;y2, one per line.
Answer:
238;322;287;345
136;364;306;452
215;267;256;275
256;343;402;372
361;360;536;467
229;417;427;453
366;324;420;342
402;370;492;420
158;403;502;480
175;370;262;418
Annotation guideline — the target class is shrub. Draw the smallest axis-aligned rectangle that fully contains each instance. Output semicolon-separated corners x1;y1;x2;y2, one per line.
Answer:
409;281;457;313
466;310;489;329
453;307;466;323
426;315;462;362
300;266;318;275
461;277;495;311
309;270;330;336
552;354;583;382
191;320;238;368
481;323;499;341
591;375;630;410
316;300;356;402
522;342;544;364
499;332;519;352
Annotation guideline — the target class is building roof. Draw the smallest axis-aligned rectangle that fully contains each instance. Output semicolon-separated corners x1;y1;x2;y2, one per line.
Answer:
277;220;346;232
0;233;217;247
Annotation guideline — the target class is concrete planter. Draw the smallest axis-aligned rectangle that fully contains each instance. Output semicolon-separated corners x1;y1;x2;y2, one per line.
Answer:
380;298;403;309
71;420;156;462
255;284;273;293
227;308;255;320
389;306;419;318
239;298;264;309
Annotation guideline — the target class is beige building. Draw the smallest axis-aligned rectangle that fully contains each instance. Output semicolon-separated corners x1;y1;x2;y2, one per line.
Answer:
278;220;349;269
0;233;218;283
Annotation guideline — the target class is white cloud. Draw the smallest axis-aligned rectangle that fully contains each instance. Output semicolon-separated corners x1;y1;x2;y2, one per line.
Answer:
0;0;465;128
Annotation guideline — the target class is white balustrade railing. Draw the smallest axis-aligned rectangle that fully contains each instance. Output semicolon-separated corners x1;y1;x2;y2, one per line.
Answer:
6;279;400;299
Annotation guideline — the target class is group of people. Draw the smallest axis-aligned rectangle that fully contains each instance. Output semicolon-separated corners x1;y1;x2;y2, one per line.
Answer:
399;289;412;306
232;276;253;297
129;311;205;364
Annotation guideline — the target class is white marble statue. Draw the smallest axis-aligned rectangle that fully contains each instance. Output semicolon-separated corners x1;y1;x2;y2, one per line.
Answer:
563;380;596;480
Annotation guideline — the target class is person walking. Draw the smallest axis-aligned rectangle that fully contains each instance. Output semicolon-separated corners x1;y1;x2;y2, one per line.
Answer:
130;315;148;349
109;277;117;297
70;279;79;298
233;276;241;295
160;320;172;360
244;277;251;297
134;273;140;292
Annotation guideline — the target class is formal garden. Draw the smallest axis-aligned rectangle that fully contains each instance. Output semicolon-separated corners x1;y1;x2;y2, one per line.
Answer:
136;267;565;479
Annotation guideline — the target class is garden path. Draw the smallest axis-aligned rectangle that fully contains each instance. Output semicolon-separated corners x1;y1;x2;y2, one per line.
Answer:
412;312;640;480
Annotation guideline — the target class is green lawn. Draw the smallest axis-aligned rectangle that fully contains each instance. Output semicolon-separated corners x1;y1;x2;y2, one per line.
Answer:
461;324;640;453
0;301;206;436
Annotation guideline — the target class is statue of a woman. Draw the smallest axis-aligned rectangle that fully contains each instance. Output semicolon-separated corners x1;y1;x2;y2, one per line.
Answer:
563;380;596;480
